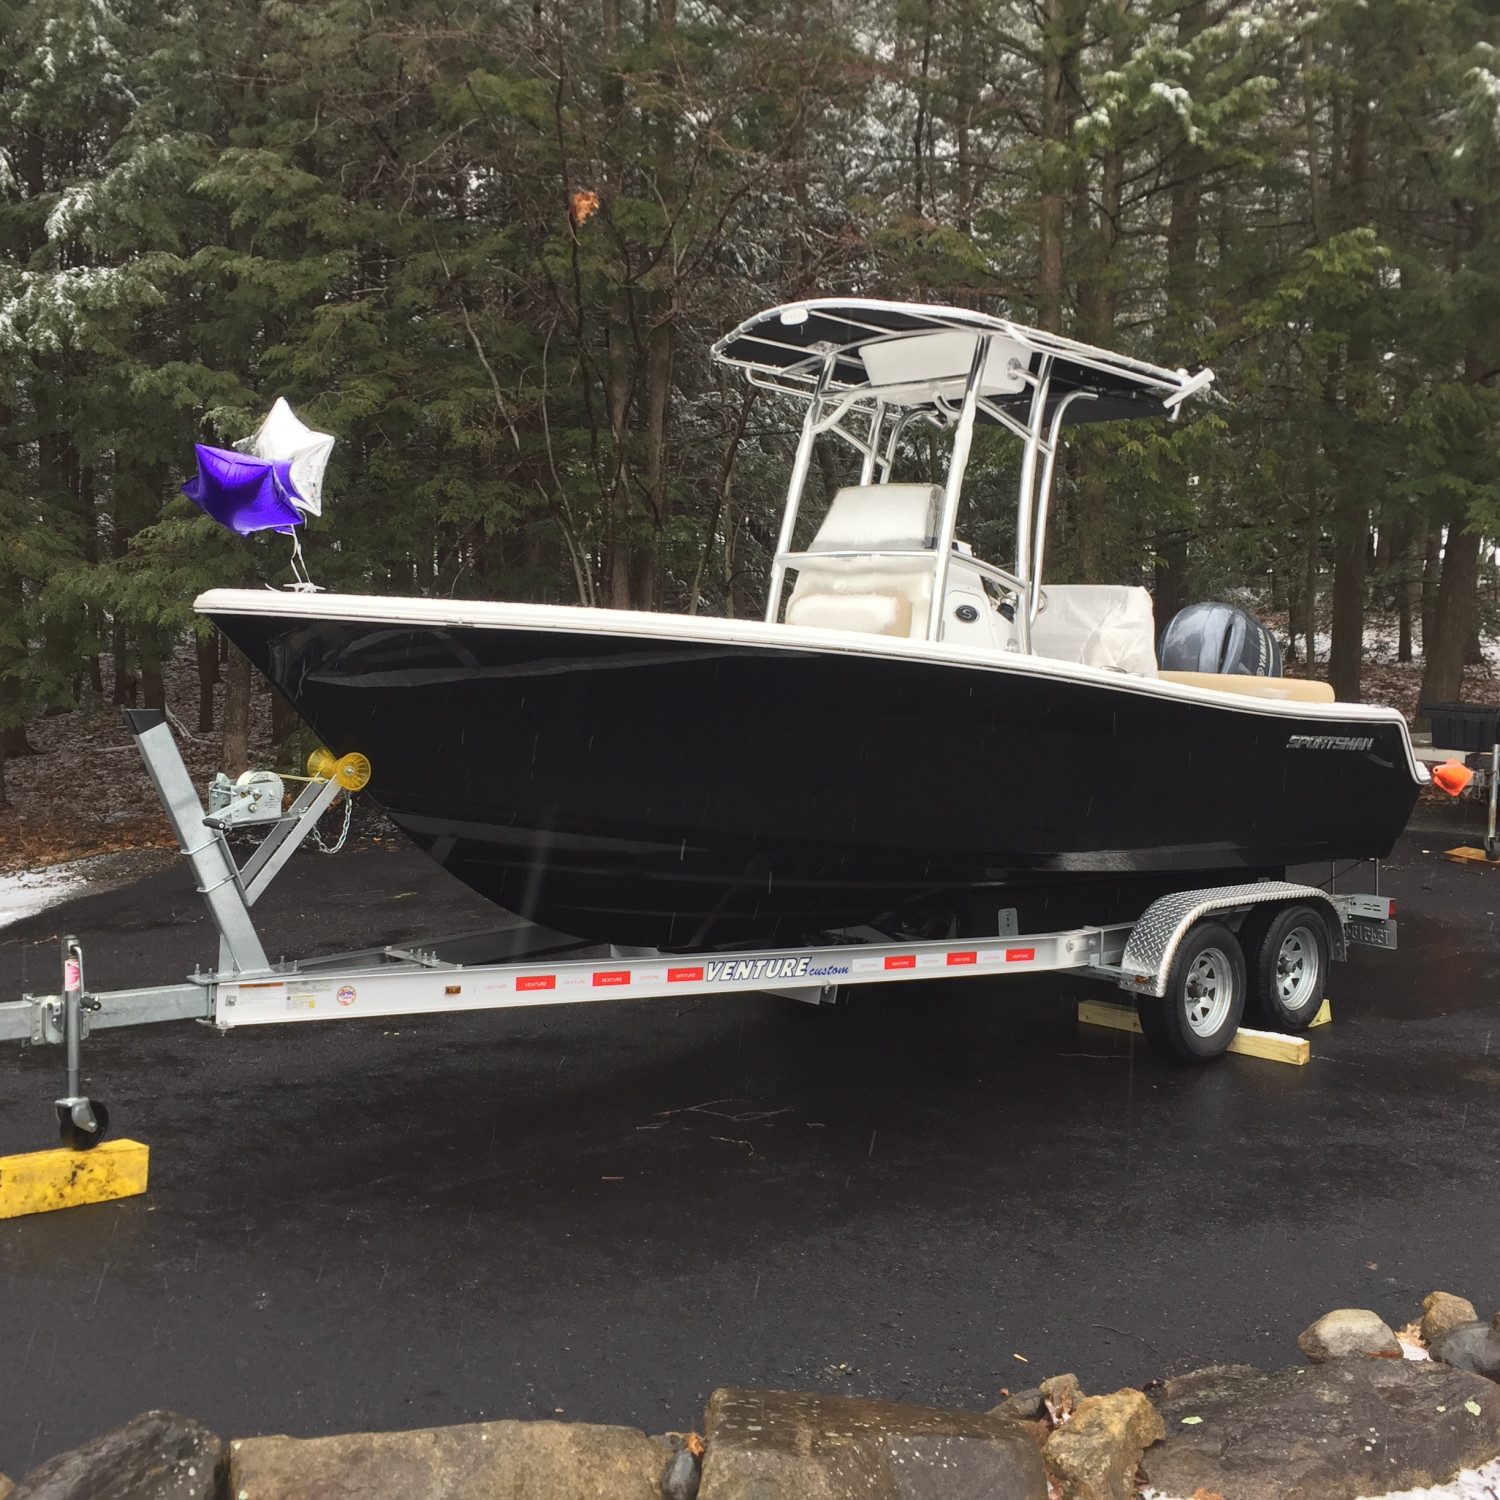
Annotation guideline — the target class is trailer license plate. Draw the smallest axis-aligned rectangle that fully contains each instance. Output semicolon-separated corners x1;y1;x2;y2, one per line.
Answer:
1346;917;1397;949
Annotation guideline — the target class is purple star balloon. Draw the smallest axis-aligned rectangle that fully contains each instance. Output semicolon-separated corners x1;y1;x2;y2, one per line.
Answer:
181;445;305;535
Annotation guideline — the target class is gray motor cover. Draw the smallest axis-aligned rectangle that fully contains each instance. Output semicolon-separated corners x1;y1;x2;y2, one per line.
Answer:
1158;601;1283;677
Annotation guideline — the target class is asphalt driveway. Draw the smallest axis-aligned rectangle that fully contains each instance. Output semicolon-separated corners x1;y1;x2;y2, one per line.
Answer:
2;807;1498;1475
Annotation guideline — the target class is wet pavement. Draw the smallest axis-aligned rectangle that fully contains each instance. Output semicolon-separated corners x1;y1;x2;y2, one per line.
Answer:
2;808;1499;1475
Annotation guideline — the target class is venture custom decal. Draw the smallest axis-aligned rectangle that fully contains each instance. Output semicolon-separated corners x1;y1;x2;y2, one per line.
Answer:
703;956;850;981
1286;734;1374;752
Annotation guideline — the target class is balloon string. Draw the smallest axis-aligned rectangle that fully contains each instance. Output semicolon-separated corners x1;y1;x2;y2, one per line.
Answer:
287;529;320;591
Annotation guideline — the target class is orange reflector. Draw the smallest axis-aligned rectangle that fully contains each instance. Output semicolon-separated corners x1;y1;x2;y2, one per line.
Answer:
1432;759;1473;796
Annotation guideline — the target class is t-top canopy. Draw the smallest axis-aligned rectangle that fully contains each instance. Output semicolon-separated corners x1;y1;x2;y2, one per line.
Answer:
712;298;1211;426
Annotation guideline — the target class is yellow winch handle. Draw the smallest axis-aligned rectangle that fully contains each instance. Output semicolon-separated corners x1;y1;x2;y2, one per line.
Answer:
307;747;372;792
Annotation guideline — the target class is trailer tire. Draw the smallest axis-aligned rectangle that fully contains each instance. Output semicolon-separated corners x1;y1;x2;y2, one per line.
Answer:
1136;921;1245;1064
1242;903;1328;1031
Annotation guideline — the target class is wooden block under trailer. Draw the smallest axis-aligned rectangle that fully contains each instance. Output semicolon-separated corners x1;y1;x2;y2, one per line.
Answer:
1076;999;1317;1066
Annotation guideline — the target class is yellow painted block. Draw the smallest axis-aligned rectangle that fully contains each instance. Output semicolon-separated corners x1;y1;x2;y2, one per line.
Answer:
1077;1001;1310;1066
1443;845;1500;868
0;1139;149;1220
1310;998;1332;1027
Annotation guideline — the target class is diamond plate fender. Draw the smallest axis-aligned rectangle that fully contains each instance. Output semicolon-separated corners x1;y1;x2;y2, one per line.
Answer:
1116;881;1344;997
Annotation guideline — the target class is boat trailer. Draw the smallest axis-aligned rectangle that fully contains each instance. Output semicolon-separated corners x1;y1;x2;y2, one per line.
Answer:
1;709;1398;1150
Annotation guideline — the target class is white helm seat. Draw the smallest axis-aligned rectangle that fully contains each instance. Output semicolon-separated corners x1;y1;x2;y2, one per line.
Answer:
785;484;941;640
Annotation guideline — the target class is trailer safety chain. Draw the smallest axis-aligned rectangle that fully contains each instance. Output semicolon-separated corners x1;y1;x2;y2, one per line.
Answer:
310;791;353;855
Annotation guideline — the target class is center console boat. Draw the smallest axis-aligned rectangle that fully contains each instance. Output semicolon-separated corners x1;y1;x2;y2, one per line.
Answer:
197;300;1423;948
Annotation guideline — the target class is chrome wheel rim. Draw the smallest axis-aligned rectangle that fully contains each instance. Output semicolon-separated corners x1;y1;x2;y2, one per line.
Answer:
1276;926;1320;1012
1184;947;1234;1036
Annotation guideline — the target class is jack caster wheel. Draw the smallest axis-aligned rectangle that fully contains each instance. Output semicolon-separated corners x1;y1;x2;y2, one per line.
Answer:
1136;920;1245;1065
1242;903;1329;1031
57;1099;110;1151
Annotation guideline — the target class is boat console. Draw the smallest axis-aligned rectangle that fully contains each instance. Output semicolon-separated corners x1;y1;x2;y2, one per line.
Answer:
713;299;1328;700
713;298;1211;656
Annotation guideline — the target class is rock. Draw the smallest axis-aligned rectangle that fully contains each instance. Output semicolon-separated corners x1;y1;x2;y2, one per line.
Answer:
227;1420;668;1499
1144;1358;1500;1500
698;1388;1048;1499
1422;1292;1480;1347
1041;1389;1164;1500
11;1411;222;1500
661;1446;701;1500
1039;1374;1083;1422
1431;1315;1500;1381
1297;1309;1401;1363
990;1390;1044;1423
1;1475;14;1500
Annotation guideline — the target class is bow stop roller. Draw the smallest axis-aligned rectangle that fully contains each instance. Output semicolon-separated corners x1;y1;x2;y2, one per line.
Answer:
306;747;372;793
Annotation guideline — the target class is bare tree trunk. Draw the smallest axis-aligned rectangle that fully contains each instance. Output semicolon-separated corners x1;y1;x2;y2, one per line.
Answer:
1418;525;1483;709
1327;92;1371;704
604;316;634;609
1037;0;1080;332
601;0;622;110
1303;492;1320;669
195;634;219;733
1420;523;1441;653
1329;512;1367;702
689;384;755;615
1464;587;1485;666
1302;36;1326;244
111;620;136;706
221;642;252;778
1397;530;1416;664
641;311;675;610
1153;536;1188;630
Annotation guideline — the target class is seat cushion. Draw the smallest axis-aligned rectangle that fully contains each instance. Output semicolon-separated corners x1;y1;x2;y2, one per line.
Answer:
1158;670;1336;703
785;591;913;638
807;484;942;553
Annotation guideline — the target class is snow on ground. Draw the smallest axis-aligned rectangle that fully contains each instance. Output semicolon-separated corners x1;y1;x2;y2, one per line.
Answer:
0;863;86;929
1362;1458;1500;1499
1144;1458;1500;1500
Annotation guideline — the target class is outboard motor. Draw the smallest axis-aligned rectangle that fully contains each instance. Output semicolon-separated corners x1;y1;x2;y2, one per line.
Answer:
1158;601;1282;677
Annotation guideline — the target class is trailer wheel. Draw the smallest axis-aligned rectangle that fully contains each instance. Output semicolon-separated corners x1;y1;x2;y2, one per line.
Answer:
1136;921;1245;1064
1243;904;1329;1031
57;1099;109;1151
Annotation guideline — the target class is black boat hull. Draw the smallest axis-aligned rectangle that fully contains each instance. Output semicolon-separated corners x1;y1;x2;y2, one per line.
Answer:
204;598;1421;948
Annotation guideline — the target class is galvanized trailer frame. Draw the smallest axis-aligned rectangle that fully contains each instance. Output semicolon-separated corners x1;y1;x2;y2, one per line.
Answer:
1;711;1396;1147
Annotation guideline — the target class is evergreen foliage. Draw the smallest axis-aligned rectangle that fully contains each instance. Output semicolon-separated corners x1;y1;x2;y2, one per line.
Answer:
3;0;1498;792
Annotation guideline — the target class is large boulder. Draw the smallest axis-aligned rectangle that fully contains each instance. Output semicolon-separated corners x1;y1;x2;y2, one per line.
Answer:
1431;1315;1500;1382
227;1420;669;1499
1297;1309;1401;1363
11;1411;222;1500
1422;1292;1480;1347
697;1388;1047;1500
1143;1359;1500;1500
1042;1389;1164;1500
